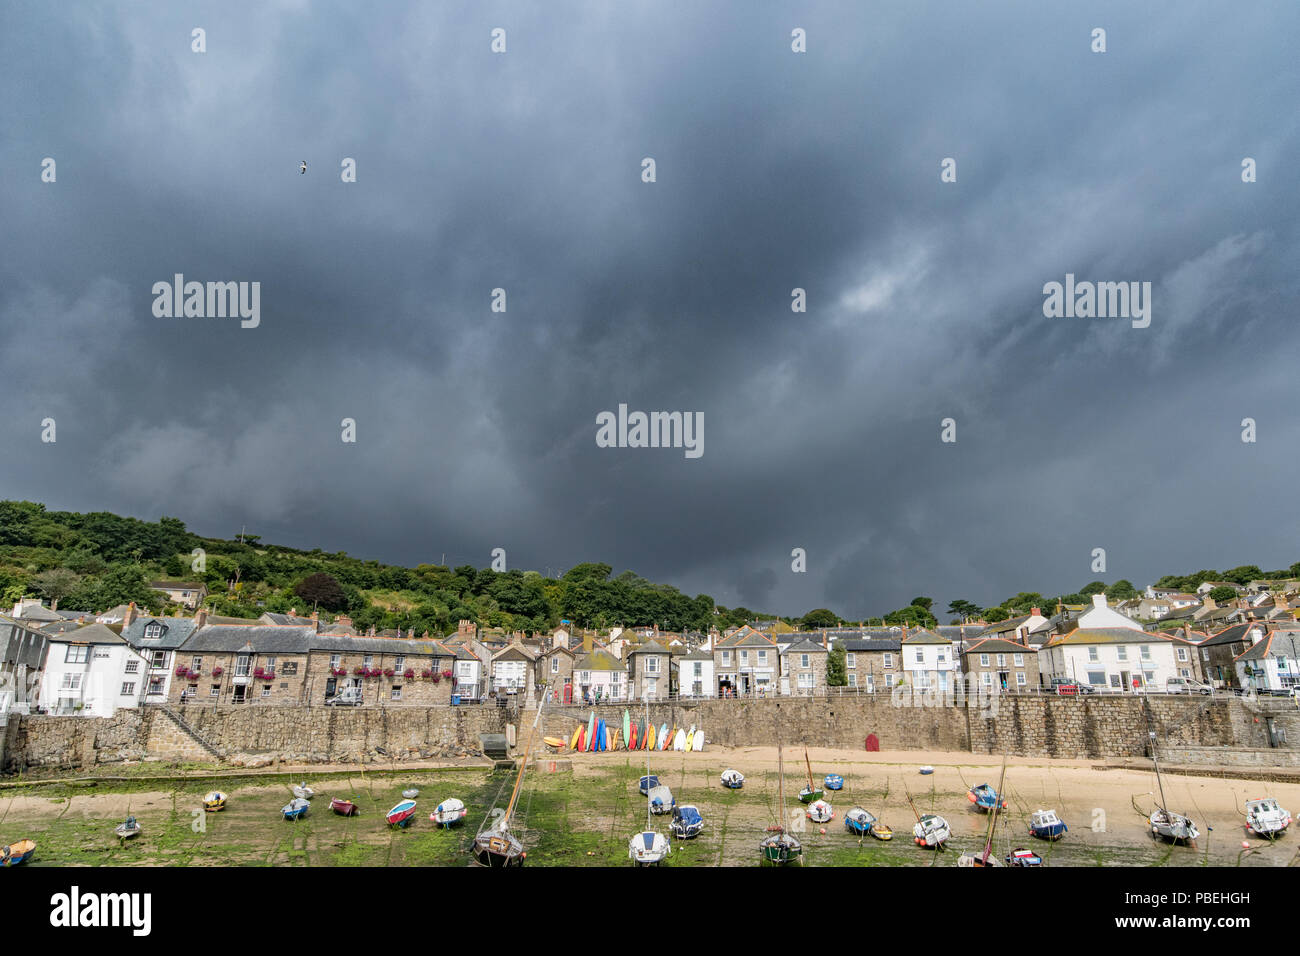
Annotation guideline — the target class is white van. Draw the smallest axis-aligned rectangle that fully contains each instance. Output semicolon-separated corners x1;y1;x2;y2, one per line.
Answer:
1165;677;1211;695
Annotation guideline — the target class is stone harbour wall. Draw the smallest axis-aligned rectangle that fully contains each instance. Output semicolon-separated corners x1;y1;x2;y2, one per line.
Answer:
4;695;1296;773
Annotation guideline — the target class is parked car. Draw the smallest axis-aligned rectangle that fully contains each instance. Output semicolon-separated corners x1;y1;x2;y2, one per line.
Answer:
1050;679;1095;697
325;689;363;706
1165;677;1212;695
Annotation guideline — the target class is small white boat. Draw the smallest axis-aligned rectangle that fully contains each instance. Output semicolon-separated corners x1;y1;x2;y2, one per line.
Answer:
913;813;951;848
292;783;314;800
114;816;142;840
629;829;671;865
402;788;419;799
918;765;934;775
957;848;1003;867
1150;807;1199;844
648;784;675;815
283;798;310;821
203;791;227;812
431;798;468;828
1245;797;1291;838
806;799;834;824
720;769;744;789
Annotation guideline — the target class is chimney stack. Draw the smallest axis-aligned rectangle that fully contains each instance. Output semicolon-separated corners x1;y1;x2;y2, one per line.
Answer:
311;609;321;633
1031;607;1041;617
124;602;138;628
193;606;208;628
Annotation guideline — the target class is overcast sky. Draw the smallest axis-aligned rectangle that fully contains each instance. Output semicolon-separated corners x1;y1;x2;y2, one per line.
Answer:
2;1;1298;619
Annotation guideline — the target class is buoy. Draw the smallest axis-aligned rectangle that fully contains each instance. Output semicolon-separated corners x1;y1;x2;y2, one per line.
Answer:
819;827;826;835
1241;841;1251;849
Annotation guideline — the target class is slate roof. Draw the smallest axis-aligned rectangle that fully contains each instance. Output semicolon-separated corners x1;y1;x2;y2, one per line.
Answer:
122;617;202;650
492;642;539;662
680;648;714;661
1235;629;1300;662
783;638;828;654
1042;627;1171;647
901;628;951;645
178;625;317;654
980;615;1034;637
55;622;128;646
1199;623;1259;648
834;636;903;652
964;638;1035;655
573;650;625;672
628;641;671;656
309;634;449;656
260;612;316;626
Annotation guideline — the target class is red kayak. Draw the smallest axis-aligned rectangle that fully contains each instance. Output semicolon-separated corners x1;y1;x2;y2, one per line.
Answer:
576;725;586;751
629;723;638;750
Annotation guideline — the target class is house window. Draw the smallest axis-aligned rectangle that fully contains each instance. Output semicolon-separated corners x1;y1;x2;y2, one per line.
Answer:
1201;648;1210;661
1016;672;1027;686
1013;654;1024;667
1176;647;1188;662
1087;646;1099;662
235;655;251;677
282;661;298;675
883;653;893;668
148;677;165;696
798;672;813;688
391;685;402;700
551;657;559;673
647;657;660;674
1107;673;1121;688
846;653;856;668
721;651;732;665
191;657;203;671
981;672;993;686
800;654;810;668
914;650;924;664
394;656;405;671
757;650;767;664
210;685;220;697
264;656;277;672
937;652;946;664
885;674;894;688
330;654;341;668
996;654;1006;667
693;662;703;677
186;683;197;696
121;682;136;696
848;674;857;687
1140;645;1151;661
144;622;164;640
125;660;140;674
979;654;990;667
60;673;83;690
65;645;90;664
261;684;272;697
740;650;749;664
581;671;590;682
1117;647;1128;661
150;650;168;669
363;655;374;668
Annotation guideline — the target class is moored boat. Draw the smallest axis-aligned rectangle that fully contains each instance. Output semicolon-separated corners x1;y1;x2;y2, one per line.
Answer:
431;798;468;828
1006;847;1043;866
203;791;227;812
386;799;417;828
1029;808;1067;841
968;783;1007;812
0;839;36;866
913;813;951;848
282;798;310;820
1245;797;1291;838
798;747;823;804
648;784;675;815
806;799;834;824
473;683;550;867
759;741;803;865
1150;807;1199;844
114;816;142;840
330;797;359;816
919;765;934;775
844;806;877;836
823;773;844;791
402;788;419;799
670;804;704;839
638;775;660;796
720;769;744;789
292;782;314;800
630;699;672;865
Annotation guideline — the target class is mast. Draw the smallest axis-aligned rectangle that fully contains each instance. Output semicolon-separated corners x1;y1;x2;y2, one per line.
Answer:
777;741;787;832
502;683;548;827
804;746;815;793
980;753;1008;864
645;699;653;829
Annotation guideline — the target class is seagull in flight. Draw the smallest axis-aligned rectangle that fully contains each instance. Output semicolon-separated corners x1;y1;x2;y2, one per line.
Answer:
300;160;307;174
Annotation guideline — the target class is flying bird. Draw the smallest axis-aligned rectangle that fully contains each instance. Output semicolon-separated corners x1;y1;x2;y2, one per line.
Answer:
300;160;307;174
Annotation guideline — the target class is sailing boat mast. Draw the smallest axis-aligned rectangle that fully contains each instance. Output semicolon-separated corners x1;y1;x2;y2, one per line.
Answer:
501;684;547;828
980;754;1009;865
804;747;815;794
777;741;787;831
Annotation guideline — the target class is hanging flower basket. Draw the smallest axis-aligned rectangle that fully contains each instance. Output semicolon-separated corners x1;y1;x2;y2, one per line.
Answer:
431;673;441;684
186;669;201;680
211;666;223;677
175;665;189;676
366;667;383;678
353;666;366;676
420;669;432;679
403;669;416;679
383;668;395;677
262;672;276;681
331;666;348;676
441;670;453;681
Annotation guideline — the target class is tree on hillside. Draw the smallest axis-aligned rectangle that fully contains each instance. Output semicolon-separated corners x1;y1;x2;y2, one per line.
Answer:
800;608;839;630
1107;579;1139;601
31;568;81;609
884;603;938;629
826;644;847;686
911;597;933;611
947;599;980;622
294;572;348;611
1208;585;1238;604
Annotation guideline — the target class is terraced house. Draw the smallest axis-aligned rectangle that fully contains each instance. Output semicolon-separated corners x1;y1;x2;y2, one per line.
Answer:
628;641;672;700
1038;627;1179;691
900;628;956;692
1233;628;1300;694
835;634;902;692
960;638;1038;692
307;635;454;706
713;626;778;697
780;637;828;696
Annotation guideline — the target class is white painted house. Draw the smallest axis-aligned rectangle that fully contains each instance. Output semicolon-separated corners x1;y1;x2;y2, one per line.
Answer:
901;628;957;691
1038;626;1180;692
572;649;627;702
37;622;148;717
1233;629;1300;694
677;648;715;698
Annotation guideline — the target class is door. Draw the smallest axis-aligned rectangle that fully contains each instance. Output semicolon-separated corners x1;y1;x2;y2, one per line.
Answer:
1119;670;1131;692
232;684;246;703
325;677;337;699
998;671;1009;690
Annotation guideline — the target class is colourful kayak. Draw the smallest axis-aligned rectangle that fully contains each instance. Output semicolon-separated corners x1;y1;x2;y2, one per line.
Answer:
629;722;638;750
647;724;656;750
623;709;631;749
576;725;586;751
587;711;595;751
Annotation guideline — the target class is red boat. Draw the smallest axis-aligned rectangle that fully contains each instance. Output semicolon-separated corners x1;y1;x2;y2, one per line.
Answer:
330;798;359;816
386;799;417;828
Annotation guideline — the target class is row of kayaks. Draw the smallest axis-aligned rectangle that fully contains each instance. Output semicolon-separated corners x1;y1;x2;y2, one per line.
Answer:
553;713;706;753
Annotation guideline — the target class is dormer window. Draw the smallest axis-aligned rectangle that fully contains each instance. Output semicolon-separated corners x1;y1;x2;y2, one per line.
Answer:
143;622;164;641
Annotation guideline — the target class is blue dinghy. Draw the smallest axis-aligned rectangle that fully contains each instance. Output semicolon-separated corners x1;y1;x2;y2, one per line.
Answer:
282;798;310;820
1029;808;1067;841
670;804;704;839
824;774;844;791
968;783;1006;812
638;775;659;795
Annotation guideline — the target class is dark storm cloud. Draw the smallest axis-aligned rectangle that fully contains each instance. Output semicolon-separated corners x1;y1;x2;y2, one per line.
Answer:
2;0;1298;620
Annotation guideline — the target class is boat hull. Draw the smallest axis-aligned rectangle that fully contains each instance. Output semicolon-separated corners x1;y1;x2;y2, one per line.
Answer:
1;840;36;866
759;833;803;865
330;799;359;816
798;787;824;804
474;832;524;867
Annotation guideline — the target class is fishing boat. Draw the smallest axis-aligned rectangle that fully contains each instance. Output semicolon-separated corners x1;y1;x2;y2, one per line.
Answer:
798;748;823;804
760;742;802;865
282;798;310;821
806;799;834;824
386;799;417;828
114;816;142;840
919;765;934;775
292;783;314;801
648;784;675;815
845;807;877;836
1146;724;1199;845
1006;847;1043;866
1029;808;1067;841
330;797;359;816
1245;798;1291;838
823;773;844;791
630;700;672;865
402;788;419;799
474;684;550;867
720;769;744;789
203;791;227;812
671;804;704;839
0;840;35;867
639;775;660;796
968;783;1007;812
906;790;950;849
431;798;468;828
958;755;1009;866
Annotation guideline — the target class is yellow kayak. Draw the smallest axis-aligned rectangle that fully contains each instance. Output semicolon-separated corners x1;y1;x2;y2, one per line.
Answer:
543;736;567;749
569;726;581;749
647;724;656;750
